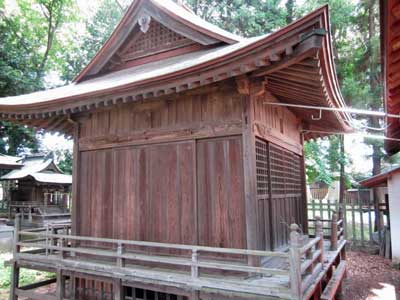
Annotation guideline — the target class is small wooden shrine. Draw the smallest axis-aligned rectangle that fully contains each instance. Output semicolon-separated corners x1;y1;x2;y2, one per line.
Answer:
1;153;71;225
0;1;349;299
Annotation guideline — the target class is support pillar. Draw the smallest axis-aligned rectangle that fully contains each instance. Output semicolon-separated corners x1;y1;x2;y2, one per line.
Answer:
114;278;123;300
56;269;65;300
9;214;21;300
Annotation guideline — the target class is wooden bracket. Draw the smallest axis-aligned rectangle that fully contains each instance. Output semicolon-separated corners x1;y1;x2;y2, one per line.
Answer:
236;75;250;95
251;34;324;78
236;76;267;96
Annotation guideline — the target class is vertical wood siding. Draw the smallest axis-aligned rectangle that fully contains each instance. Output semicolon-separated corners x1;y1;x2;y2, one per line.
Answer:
77;142;197;245
197;136;246;249
74;80;305;252
77;137;246;249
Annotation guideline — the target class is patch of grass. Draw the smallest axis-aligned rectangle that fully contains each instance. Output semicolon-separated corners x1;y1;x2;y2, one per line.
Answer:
0;252;55;299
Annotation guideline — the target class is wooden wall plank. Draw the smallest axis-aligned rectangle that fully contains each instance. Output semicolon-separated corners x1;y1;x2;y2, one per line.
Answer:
77;141;197;247
197;137;246;249
78;81;243;142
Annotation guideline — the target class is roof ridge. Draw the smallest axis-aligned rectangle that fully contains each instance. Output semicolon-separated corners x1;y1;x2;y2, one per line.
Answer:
74;0;241;83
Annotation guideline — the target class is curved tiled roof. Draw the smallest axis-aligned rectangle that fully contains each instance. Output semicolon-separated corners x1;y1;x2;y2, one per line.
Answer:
0;3;352;139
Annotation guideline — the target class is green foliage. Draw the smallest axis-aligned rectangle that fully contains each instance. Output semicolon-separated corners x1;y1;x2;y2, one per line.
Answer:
298;0;383;182
0;0;77;155
185;0;287;37
55;148;73;174
59;0;125;82
0;253;54;293
304;140;333;185
304;136;349;186
0;122;40;156
0;0;384;183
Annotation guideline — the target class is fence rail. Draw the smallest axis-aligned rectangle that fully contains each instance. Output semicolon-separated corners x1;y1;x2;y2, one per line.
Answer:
308;189;389;246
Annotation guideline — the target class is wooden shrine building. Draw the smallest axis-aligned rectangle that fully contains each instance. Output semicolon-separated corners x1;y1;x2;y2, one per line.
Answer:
1;153;72;225
380;0;400;155
1;1;349;299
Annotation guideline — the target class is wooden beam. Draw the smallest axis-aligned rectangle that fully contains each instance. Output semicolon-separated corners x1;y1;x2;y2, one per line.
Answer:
267;73;322;88
251;34;323;77
267;82;324;98
273;68;323;82
320;261;346;300
241;78;261;267
79;121;243;151
19;278;56;291
266;78;325;95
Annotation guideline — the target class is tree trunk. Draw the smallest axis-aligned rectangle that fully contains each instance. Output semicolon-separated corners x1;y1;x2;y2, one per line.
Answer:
285;0;295;24
366;0;383;233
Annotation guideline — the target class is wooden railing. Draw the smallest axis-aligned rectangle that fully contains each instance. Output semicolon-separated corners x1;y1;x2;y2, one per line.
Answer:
11;214;341;300
308;210;345;251
289;219;324;300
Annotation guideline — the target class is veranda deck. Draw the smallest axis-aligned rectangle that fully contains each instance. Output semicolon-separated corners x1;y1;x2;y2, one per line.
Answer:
8;214;346;300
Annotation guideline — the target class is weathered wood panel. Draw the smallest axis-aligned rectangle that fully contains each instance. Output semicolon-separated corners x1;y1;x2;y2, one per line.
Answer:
78;142;197;246
197;136;246;249
252;91;302;155
79;81;243;142
74;80;305;253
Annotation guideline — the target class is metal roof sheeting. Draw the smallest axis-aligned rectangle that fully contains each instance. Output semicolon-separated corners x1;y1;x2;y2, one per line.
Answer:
30;172;72;184
0;154;22;169
1;154;72;185
0;38;261;107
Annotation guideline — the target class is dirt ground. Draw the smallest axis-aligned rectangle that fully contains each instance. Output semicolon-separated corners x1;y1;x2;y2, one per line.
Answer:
1;250;399;300
343;251;400;300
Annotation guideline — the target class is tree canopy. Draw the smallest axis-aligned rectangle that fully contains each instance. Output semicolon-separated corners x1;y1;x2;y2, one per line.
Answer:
0;0;387;183
0;0;76;155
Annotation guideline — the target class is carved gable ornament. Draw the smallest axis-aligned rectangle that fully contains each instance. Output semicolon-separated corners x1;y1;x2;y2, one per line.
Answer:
138;14;151;33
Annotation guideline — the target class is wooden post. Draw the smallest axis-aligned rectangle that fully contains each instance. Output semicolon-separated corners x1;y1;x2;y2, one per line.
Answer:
56;269;65;300
239;78;261;267
28;206;32;223
45;224;50;256
117;243;125;267
10;214;21;300
289;224;302;300
190;291;200;300
59;237;66;259
12;214;21;256
330;211;338;251
50;225;56;255
70;274;76;300
315;216;324;264
191;249;199;279
114;278;123;300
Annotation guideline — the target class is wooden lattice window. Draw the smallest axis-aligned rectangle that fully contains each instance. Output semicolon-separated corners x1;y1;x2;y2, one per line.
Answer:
120;21;195;61
269;144;302;197
255;139;269;197
255;138;303;250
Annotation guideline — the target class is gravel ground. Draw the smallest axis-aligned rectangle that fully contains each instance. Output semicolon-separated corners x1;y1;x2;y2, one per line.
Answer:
343;251;400;300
